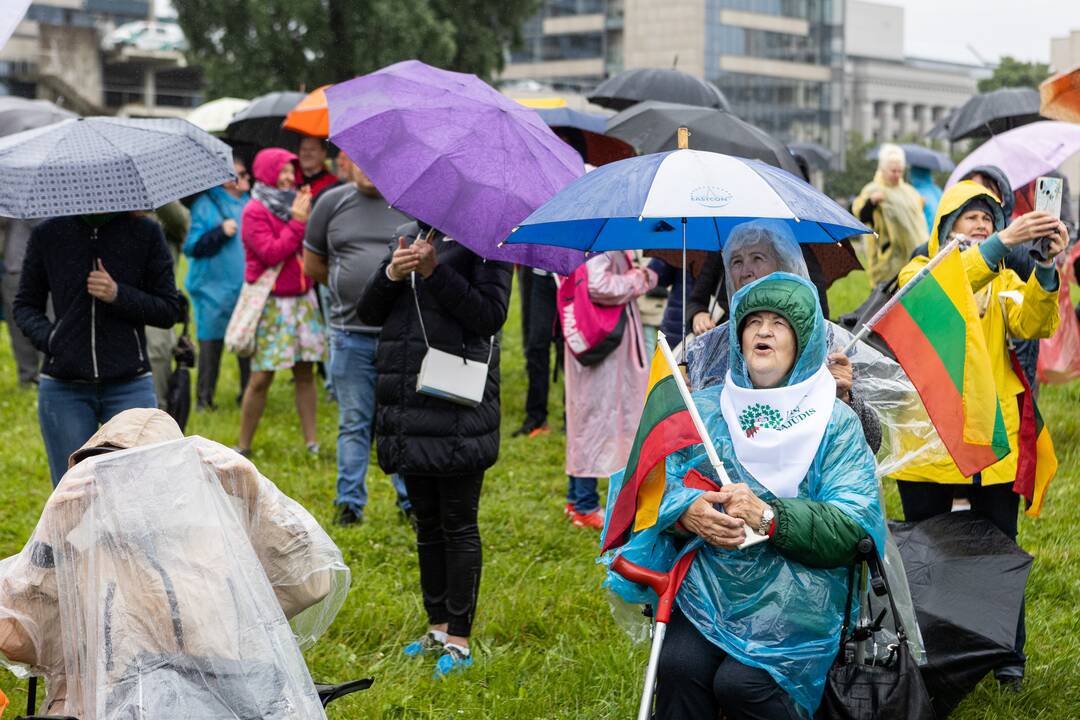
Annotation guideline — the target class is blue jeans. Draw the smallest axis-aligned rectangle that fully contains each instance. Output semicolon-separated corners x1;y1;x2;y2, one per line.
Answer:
567;475;599;514
329;330;409;513
38;374;158;486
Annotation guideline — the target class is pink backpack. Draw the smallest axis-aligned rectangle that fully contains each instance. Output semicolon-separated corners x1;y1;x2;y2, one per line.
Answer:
558;261;628;367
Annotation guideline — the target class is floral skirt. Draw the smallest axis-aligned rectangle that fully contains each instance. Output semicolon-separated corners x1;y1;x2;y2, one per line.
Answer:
252;290;327;372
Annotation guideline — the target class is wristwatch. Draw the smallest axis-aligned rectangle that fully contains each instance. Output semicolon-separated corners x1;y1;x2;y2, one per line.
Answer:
757;504;775;537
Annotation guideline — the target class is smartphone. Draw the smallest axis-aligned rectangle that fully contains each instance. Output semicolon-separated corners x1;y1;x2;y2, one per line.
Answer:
1031;176;1063;262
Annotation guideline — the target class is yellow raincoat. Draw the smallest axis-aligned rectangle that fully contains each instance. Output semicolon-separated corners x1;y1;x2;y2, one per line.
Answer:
894;181;1060;487
853;171;928;285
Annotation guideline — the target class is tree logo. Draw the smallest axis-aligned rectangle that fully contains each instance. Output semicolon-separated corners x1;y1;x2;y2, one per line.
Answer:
738;403;784;438
738;402;818;438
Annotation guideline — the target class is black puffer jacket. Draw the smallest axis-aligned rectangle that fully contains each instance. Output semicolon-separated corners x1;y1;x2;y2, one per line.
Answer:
14;215;181;382
358;233;512;475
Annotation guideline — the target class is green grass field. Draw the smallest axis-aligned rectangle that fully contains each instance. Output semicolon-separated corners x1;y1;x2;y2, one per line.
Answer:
0;270;1077;718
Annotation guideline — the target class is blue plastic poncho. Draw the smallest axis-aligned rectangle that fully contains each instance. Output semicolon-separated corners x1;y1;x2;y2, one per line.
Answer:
603;273;887;717
909;166;942;234
183;186;249;340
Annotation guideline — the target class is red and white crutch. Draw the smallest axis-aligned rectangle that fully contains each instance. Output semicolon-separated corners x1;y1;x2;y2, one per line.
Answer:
611;549;699;720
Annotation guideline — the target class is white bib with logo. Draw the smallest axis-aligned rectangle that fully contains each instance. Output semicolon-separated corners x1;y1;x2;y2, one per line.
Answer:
719;364;836;499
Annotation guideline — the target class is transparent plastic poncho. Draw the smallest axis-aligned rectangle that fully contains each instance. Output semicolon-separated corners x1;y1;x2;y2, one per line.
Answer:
0;437;350;719
684;219;946;478
601;274;894;716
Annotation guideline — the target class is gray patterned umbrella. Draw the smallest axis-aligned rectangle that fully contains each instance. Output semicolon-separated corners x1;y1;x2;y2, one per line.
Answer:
0;117;235;219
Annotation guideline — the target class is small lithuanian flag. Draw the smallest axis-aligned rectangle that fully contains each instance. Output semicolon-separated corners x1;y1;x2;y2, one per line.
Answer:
874;244;1011;476
601;344;702;552
1010;352;1058;517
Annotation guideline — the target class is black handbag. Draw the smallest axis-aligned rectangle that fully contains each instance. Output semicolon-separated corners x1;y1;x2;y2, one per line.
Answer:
816;540;935;720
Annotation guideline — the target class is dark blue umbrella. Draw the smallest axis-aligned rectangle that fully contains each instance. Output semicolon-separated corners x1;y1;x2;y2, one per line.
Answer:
0;117;234;219
533;106;607;134
867;143;955;173
530;106;635;166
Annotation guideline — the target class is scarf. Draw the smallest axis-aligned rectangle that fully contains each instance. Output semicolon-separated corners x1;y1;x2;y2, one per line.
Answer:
719;364;836;498
251;182;296;222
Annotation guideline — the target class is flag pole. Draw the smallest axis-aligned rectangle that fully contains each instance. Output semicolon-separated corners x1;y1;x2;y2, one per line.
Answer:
839;237;962;354
656;332;768;548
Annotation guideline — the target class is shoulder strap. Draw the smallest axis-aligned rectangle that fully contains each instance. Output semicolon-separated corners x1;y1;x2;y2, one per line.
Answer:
411;276;494;364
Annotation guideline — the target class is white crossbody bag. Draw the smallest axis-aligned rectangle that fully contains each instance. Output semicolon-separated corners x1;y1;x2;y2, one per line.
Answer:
412;280;493;407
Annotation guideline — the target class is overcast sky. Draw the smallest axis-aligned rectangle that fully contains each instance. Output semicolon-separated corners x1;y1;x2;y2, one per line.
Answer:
884;0;1080;66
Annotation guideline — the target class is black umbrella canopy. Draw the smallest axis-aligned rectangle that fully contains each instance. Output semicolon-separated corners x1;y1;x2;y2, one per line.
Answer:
225;90;305;150
890;512;1033;718
587;68;731;112
0;97;77;138
606;101;802;175
946;87;1044;141
787;141;833;170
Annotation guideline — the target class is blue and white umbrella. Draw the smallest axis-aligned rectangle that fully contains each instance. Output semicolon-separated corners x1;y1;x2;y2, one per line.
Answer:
0;117;235;219
504;149;870;253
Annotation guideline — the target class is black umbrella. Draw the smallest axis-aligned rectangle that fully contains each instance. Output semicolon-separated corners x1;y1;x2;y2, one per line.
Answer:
945;88;1044;141
225;91;305;150
606;101;802;175
0;97;77;138
889;512;1032;718
587;68;731;112
788;141;833;171
927;107;958;141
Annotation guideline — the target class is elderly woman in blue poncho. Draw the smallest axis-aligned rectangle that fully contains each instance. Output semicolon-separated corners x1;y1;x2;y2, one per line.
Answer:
604;272;887;719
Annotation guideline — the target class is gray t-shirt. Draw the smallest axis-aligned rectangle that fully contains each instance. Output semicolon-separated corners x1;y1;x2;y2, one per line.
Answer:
304;184;407;333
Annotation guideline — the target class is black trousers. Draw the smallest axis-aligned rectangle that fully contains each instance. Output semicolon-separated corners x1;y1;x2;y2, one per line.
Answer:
896;480;1026;677
519;269;559;428
654;607;800;720
197;339;250;407
403;471;484;637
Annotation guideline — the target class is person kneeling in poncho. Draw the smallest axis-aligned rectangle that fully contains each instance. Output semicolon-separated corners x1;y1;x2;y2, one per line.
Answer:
606;273;887;719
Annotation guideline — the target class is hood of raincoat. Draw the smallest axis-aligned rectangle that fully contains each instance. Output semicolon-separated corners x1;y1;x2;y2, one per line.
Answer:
0;434;350;717
959;164;1015;218
67;408;183;468
721;219;809;306
728;272;825;389
928;180;1006;256
252;147;298;187
731;273;819;370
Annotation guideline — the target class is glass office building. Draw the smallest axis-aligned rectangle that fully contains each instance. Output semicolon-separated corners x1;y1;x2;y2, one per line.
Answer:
705;0;844;150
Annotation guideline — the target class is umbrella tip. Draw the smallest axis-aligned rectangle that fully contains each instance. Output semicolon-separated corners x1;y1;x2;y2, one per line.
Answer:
677;127;690;150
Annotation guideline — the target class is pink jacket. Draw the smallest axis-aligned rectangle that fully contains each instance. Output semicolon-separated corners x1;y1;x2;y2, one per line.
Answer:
564;252;657;477
242;148;311;297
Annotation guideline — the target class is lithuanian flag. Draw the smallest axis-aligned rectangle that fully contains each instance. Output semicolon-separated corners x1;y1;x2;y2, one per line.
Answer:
873;245;1011;477
1010;351;1057;517
601;346;702;552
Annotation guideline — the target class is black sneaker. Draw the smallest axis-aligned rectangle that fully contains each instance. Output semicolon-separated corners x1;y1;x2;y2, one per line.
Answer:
336;506;364;527
997;676;1023;694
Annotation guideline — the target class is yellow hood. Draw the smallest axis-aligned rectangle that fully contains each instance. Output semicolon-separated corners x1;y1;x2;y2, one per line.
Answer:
928;180;1006;255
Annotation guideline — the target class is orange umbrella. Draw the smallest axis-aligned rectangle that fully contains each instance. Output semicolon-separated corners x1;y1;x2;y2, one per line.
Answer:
1040;66;1080;123
282;85;332;138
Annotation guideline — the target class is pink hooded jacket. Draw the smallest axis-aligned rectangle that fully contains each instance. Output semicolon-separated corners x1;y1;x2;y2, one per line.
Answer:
241;148;311;297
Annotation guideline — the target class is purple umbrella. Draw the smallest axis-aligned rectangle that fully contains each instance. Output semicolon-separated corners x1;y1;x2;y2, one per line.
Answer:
947;120;1080;190
327;60;587;274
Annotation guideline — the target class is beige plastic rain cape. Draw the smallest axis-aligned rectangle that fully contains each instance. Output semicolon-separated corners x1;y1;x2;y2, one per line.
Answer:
0;410;350;718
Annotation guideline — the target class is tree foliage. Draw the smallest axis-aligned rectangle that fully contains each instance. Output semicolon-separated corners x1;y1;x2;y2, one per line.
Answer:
173;0;540;99
977;56;1051;93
